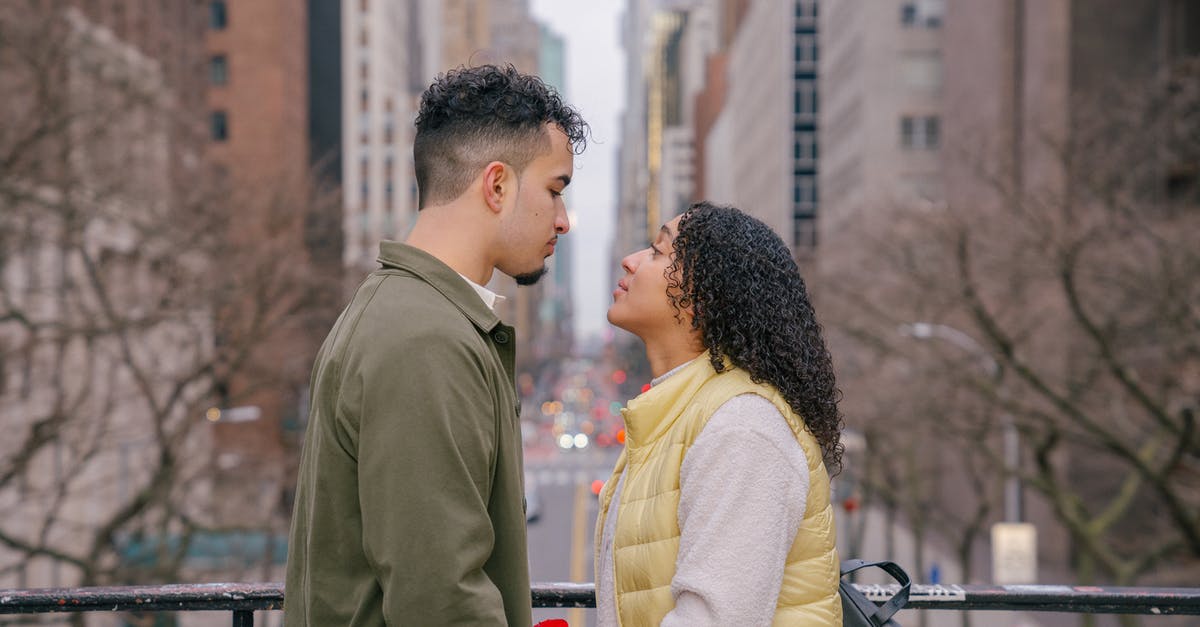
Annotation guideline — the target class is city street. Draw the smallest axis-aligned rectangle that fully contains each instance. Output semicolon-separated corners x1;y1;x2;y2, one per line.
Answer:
526;447;620;627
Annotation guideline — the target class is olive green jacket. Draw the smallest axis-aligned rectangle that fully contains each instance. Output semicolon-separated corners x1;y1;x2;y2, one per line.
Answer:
285;241;529;626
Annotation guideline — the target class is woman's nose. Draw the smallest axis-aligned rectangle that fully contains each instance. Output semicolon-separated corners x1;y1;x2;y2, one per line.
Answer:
620;252;638;275
621;248;649;274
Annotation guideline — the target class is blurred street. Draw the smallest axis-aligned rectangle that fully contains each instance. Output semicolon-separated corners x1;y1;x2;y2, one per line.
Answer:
525;447;619;627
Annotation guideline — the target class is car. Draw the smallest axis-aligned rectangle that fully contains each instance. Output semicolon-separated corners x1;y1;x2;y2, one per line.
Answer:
525;478;542;524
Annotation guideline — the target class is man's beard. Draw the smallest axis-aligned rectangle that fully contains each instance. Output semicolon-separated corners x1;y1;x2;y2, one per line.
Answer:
513;266;548;286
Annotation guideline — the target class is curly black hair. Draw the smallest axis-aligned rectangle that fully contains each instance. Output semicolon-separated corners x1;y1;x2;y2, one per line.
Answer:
668;202;844;474
413;64;588;208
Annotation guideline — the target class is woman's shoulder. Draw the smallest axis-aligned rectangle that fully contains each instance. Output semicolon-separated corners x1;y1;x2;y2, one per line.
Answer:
702;394;806;458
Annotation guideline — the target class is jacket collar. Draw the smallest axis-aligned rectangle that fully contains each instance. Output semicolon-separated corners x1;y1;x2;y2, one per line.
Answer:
621;352;720;449
376;240;502;332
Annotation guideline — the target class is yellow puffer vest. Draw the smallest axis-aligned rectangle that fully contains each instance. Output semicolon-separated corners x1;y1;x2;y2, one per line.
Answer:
595;356;840;626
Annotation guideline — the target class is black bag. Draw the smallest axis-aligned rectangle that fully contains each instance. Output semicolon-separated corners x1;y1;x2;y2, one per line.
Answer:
839;559;911;627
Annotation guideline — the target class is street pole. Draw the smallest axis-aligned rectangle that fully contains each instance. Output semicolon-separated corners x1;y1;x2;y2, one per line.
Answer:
899;322;1023;523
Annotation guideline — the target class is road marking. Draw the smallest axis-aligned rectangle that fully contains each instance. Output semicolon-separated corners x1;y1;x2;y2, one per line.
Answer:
569;480;589;627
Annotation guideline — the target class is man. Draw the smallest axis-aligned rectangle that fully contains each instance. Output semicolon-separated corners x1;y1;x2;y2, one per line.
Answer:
285;65;587;626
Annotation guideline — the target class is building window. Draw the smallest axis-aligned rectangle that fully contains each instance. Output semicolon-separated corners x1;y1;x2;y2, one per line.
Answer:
360;0;369;11
901;0;944;28
795;34;818;64
209;55;228;85
794;132;817;161
211;111;228;141
360;27;369;47
794;216;817;249
794;175;817;205
794;82;818;115
796;1;817;19
210;1;227;29
900;115;940;149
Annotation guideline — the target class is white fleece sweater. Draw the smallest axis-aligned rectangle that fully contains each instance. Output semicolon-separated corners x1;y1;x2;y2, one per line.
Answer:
597;366;811;627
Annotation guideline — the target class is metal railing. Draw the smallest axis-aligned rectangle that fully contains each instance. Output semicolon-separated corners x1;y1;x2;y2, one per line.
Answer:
1;582;1199;624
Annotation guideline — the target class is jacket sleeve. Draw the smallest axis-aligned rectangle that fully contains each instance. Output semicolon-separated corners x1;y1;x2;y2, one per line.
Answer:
352;328;506;625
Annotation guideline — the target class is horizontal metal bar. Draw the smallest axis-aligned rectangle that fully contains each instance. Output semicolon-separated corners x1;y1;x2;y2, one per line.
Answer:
1;582;1198;615
0;583;282;614
895;583;1200;615
530;582;596;608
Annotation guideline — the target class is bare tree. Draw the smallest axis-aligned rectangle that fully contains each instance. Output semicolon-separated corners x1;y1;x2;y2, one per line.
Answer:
0;3;339;598
818;57;1200;604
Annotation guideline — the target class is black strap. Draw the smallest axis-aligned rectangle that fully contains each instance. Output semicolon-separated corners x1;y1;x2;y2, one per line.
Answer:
841;559;912;625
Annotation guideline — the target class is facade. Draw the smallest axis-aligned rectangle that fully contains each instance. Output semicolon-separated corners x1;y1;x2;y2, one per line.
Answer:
205;0;320;532
818;0;945;244
613;0;721;269
341;0;419;269
703;0;818;254
0;2;217;590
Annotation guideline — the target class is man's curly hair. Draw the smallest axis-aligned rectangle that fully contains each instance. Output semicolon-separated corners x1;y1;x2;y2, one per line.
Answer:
668;202;845;474
414;64;588;208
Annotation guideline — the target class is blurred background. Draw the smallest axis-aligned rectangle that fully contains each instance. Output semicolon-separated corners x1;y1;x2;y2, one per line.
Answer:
0;1;1198;626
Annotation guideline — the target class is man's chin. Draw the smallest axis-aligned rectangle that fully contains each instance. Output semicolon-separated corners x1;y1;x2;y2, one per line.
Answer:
513;266;548;286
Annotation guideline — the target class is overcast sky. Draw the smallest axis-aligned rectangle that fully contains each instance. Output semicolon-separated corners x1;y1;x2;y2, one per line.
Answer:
529;1;626;344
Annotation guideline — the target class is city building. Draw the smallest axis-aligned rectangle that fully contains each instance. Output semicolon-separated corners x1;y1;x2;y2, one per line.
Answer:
613;0;720;268
818;0;945;246
0;1;216;589
205;0;323;531
341;0;420;269
703;0;819;254
621;0;821;263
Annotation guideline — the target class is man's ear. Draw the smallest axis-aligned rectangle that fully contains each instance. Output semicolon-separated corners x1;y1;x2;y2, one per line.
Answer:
482;161;511;214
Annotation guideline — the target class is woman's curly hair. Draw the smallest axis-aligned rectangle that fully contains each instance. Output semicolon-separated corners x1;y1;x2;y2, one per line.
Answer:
413;64;588;208
668;202;844;474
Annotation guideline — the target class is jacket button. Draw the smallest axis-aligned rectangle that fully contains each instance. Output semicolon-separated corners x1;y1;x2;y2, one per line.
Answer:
493;330;510;344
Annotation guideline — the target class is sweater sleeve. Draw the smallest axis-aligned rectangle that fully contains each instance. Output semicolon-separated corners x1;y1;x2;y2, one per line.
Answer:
661;394;810;627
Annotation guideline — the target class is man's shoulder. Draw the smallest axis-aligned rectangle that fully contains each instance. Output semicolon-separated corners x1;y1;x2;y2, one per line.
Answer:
348;271;484;347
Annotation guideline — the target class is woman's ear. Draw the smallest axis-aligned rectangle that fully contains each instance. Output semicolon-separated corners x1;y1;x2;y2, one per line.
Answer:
482;161;510;214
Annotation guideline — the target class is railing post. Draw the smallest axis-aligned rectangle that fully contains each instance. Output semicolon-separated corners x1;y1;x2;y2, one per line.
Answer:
232;609;254;626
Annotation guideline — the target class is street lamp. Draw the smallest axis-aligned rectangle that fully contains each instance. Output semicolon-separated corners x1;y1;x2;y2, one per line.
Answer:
897;322;1023;523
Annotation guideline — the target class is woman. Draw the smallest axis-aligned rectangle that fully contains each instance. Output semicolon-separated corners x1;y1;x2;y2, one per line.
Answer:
596;202;844;626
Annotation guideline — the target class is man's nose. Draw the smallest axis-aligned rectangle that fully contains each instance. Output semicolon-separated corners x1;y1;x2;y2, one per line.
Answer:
555;205;570;234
